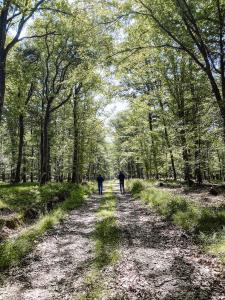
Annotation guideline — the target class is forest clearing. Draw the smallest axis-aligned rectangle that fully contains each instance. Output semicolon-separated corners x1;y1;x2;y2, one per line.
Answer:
1;0;225;299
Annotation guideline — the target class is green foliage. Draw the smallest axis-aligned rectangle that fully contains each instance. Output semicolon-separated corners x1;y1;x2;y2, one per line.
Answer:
127;179;146;196
80;184;120;300
94;217;120;268
0;183;73;215
140;186;199;230
196;210;225;234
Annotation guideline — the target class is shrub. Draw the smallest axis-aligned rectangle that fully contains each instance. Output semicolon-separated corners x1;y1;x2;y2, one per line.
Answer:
196;209;225;233
128;180;146;195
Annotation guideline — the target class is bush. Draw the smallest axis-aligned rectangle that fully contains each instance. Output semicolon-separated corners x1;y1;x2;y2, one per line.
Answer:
173;206;200;230
196;209;225;233
127;180;146;196
141;187;199;229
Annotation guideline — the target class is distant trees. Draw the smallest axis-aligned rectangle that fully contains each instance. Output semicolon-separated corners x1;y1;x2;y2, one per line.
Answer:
1;0;224;185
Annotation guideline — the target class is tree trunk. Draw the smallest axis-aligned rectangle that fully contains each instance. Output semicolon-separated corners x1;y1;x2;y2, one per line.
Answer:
0;3;8;123
194;140;202;184
0;58;6;122
72;96;80;184
2;169;5;182
158;98;177;180
22;145;27;183
148;111;159;179
30;144;34;182
40;107;51;184
14;114;24;183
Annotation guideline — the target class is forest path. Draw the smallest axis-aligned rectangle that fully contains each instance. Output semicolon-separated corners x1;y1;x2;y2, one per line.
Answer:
97;184;225;300
1;183;225;299
0;192;100;300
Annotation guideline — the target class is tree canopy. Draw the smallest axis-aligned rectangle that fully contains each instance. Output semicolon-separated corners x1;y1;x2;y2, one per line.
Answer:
0;0;225;184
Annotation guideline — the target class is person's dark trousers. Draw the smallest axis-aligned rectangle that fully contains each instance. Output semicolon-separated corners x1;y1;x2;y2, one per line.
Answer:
98;183;103;195
120;182;125;194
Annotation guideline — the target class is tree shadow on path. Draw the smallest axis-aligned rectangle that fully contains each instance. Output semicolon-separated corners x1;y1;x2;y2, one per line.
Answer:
106;187;225;300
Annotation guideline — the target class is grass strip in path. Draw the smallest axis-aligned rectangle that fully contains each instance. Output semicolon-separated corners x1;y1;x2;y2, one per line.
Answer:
79;183;120;300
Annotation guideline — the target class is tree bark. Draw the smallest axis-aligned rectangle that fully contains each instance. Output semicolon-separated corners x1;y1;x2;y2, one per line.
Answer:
22;147;27;183
194;139;202;184
0;58;6;122
72;96;80;184
148;111;159;179
40;106;51;184
14;114;24;183
158;98;177;180
0;2;9;123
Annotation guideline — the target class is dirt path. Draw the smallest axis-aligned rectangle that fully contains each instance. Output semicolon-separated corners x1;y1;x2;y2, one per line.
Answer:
0;194;100;300
1;184;225;299
100;185;225;299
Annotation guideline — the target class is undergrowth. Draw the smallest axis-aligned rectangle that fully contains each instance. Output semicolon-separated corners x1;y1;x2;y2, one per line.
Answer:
127;179;225;262
0;182;76;213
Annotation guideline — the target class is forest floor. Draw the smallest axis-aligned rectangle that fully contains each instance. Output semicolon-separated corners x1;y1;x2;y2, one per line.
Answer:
158;184;225;208
1;183;225;300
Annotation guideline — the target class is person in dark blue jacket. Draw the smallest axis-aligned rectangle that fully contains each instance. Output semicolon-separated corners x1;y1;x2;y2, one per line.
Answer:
97;175;104;195
118;171;125;194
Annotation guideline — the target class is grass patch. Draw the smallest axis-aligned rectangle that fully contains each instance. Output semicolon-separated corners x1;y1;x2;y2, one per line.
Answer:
78;270;102;300
93;185;120;269
0;182;95;230
0;183;93;272
0;182;88;214
80;183;120;299
127;179;225;262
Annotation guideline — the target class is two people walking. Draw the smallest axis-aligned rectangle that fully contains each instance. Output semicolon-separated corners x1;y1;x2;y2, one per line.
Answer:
96;171;126;195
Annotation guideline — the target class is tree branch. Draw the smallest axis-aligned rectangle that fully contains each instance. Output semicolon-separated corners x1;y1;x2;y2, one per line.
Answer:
5;0;46;54
135;0;205;69
17;31;59;42
50;90;73;113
